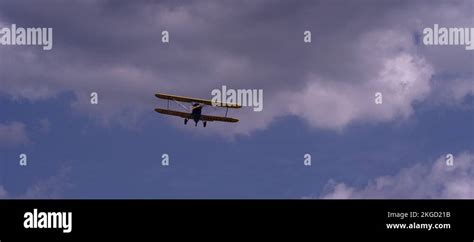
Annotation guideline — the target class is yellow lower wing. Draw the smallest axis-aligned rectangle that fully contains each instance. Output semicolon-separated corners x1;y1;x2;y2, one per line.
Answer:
201;115;239;123
154;108;191;119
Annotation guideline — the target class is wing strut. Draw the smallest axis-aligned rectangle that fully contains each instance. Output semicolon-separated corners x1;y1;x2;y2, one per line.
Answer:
173;99;190;112
225;107;229;117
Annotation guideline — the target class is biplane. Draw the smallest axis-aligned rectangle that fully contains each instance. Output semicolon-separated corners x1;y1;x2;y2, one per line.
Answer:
154;93;241;127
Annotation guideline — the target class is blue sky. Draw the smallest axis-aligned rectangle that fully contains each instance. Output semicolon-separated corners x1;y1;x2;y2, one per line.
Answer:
1;93;472;198
0;0;473;198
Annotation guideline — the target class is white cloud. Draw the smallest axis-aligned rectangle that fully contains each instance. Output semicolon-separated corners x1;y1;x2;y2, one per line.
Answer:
0;185;8;198
0;164;72;199
193;30;436;135
22;165;72;198
321;152;474;199
0;122;29;147
441;78;474;103
37;118;51;134
283;30;434;130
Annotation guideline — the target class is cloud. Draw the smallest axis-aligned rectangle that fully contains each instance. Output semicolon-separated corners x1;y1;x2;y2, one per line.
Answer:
321;152;474;199
37;118;51;134
0;122;29;147
21;164;72;199
0;0;472;135
0;185;8;198
0;164;72;199
285;50;433;129
430;78;474;105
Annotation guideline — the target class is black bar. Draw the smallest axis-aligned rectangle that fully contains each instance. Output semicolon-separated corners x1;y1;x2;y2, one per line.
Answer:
0;200;472;240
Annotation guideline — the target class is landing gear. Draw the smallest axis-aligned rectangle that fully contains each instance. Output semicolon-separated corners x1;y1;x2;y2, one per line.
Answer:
184;119;206;127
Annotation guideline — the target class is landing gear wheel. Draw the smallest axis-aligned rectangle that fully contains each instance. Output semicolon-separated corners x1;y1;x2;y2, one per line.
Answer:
184;119;188;125
203;121;207;127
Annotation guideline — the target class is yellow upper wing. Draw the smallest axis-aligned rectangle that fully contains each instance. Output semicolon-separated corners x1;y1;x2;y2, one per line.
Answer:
155;93;242;108
155;108;239;123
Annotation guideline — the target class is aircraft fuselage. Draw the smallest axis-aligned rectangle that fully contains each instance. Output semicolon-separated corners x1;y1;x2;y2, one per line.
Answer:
191;104;202;125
